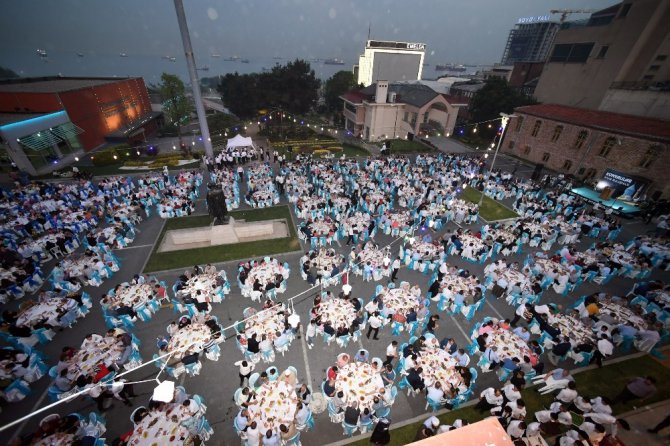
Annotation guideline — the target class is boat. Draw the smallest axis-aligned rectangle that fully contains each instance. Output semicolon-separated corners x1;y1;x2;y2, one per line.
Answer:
224;56;240;61
77;52;84;58
273;56;283;60
36;49;48;58
423;63;430;67
434;63;466;72
211;53;221;58
240;59;250;63
120;53;128;57
323;58;345;65
198;66;210;71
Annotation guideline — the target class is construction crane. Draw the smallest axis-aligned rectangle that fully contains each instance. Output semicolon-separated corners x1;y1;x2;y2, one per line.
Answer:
550;9;597;23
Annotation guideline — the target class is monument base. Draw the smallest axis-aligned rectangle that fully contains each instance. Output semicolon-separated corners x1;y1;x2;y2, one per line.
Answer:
157;217;290;253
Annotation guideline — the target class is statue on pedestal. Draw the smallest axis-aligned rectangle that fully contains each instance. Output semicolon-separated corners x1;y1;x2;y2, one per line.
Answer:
206;184;228;225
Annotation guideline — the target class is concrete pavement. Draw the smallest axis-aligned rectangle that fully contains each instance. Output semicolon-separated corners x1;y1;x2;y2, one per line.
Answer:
1;146;668;446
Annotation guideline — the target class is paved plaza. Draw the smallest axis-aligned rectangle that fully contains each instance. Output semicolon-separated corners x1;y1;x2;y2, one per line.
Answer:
1;145;668;446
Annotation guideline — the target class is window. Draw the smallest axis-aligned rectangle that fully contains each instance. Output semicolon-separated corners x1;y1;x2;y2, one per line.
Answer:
596;45;609;59
562;160;573;170
515;116;524;132
574;130;588;149
618;3;631;18
403;111;409;122
541;152;550;162
649;65;661;72
523;145;531;155
599;137;616;158
531;120;542;137
550;43;595;63
577;167;585;175
551;125;563;142
638;145;663;168
584;168;597;180
656;55;668;61
423;112;429;124
508;140;515;149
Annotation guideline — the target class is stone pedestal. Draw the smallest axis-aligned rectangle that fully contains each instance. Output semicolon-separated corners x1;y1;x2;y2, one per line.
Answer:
210;217;239;244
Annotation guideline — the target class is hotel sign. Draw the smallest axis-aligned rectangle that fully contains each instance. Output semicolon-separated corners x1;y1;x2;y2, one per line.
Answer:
368;40;426;51
517;15;551;24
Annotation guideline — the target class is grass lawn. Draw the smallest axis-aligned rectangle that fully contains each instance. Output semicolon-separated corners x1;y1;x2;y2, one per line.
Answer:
34;160;201;180
347;355;670;446
341;143;370;157
143;205;301;272
387;139;435;153
460;187;518;221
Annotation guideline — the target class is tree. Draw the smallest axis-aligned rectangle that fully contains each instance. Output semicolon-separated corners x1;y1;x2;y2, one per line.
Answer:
324;71;358;112
468;78;536;132
158;73;191;146
0;66;19;80
217;59;320;118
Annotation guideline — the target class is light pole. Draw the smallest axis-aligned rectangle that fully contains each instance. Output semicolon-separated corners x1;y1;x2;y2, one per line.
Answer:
478;113;513;208
173;0;213;157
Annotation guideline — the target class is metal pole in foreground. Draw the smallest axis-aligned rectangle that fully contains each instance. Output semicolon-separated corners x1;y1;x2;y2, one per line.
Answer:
478;113;512;208
173;0;213;158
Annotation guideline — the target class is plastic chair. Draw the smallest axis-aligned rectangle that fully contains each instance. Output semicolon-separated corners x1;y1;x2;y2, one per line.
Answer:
342;421;358;436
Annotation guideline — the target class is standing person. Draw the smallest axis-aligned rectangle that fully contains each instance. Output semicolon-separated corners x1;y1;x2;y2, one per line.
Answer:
369;417;391;446
305;320;317;350
234;360;255;386
383;341;398;366
391;256;401;283
367;313;382;340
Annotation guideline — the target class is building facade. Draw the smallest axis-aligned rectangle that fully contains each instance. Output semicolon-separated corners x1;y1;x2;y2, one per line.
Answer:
0;76;160;175
341;82;462;142
502;104;670;199
355;40;426;87
533;0;670;119
501;20;560;65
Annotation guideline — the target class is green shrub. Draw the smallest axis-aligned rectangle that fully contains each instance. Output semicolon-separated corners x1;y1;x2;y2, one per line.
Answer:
91;144;130;166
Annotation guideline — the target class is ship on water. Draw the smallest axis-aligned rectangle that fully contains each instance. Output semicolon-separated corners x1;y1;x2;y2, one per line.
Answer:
211;53;221;58
434;63;466;72
240;59;250;63
323;58;345;65
119;52;128;57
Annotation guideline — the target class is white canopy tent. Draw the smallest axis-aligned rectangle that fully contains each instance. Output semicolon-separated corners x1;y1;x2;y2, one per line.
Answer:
226;134;256;151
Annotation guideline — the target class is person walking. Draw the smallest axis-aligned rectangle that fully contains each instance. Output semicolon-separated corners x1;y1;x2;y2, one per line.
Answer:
383;341;398;366
234;360;255;387
391;257;401;282
367;313;382;340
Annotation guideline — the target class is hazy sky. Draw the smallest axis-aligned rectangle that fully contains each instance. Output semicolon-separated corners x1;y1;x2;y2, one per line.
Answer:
0;0;616;80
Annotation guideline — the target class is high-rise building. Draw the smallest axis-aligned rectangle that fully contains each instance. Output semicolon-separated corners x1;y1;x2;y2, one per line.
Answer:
355;40;426;87
533;0;670;119
500;19;560;65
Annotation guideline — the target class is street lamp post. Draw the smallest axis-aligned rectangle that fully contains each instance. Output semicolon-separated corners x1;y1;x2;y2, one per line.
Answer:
477;113;513;208
173;0;213;158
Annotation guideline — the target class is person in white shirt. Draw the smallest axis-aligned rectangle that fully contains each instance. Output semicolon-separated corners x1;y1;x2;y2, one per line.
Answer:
592;334;614;367
555;381;579;404
423;415;440;431
475;387;503;412
590;396;612;414
391;257;401;282
244;421;261;446
234;360;255;387
305;320;317;349
502;383;521;404
506;420;526;440
426;382;445;403
384;341;398;366
366;313;382;340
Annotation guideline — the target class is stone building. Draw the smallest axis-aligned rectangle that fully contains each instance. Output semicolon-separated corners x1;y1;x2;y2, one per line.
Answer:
502;103;670;199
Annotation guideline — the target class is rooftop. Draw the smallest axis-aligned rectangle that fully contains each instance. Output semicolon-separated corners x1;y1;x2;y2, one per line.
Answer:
515;103;670;142
0;76;138;93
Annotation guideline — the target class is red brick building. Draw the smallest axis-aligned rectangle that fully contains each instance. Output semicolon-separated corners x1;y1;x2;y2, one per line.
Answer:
0;77;160;151
502;104;670;199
